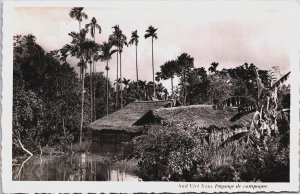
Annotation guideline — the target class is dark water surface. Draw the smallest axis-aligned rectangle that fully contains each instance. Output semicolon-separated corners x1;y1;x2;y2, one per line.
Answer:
13;143;140;181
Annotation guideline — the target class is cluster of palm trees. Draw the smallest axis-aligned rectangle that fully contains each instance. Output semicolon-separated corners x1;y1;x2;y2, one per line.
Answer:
60;7;159;144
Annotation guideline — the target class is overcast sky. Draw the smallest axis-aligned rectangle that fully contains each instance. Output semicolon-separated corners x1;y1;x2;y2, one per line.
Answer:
14;1;297;90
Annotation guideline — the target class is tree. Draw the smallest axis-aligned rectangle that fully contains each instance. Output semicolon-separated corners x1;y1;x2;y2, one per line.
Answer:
13;35;81;156
185;67;209;104
218;66;291;149
85;17;102;120
155;72;162;83
122;78;131;95
160;60;177;97
145;25;158;97
95;41;117;116
82;40;100;121
208;62;219;74
109;25;127;108
129;30;140;91
61;29;94;145
176;53;194;105
69;7;88;31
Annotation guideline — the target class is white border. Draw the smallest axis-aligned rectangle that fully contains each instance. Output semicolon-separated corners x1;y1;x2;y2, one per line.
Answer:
2;0;300;193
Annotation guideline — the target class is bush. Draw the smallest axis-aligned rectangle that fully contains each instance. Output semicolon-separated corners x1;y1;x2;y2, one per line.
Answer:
123;124;204;181
237;136;289;182
122;123;289;182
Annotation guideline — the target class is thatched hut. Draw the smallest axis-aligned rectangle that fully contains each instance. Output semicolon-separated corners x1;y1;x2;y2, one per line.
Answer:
88;100;173;145
89;101;253;147
151;105;252;129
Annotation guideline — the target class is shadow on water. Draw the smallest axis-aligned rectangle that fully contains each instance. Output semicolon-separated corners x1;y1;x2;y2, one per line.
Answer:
12;143;140;181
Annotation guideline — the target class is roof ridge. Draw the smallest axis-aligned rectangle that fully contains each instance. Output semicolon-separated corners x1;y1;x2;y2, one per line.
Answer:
132;100;172;103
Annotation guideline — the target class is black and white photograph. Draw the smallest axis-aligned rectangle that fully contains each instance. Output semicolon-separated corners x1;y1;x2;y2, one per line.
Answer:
2;0;299;193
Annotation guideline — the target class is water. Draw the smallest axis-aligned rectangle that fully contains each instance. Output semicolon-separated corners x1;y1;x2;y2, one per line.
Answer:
12;143;140;181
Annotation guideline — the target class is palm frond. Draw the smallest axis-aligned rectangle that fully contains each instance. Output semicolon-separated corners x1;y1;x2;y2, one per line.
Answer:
270;71;290;90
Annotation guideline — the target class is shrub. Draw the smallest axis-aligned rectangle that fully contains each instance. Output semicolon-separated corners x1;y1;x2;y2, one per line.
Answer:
123;124;204;181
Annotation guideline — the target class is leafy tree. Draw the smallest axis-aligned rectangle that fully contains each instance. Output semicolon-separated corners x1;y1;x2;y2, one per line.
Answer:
208;62;219;74
186;67;209;104
176;53;194;105
160;60;177;97
13;35;81;156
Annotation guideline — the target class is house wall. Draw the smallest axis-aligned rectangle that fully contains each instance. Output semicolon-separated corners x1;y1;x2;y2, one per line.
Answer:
92;130;135;143
91;130;137;153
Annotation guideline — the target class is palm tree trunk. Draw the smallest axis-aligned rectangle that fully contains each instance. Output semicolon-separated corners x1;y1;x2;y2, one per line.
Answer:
116;53;119;108
136;45;139;92
106;60;109;116
152;37;155;97
80;65;85;145
93;62;96;120
120;52;123;108
90;62;93;121
93;36;96;121
183;71;187;105
171;77;174;97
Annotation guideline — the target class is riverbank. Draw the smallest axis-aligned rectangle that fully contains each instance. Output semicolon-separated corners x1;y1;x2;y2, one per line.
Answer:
13;144;140;181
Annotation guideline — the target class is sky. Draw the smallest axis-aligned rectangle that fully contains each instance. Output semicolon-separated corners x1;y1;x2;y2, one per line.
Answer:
13;1;297;91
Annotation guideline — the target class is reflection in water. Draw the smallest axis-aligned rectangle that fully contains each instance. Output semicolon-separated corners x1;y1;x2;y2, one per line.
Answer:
13;144;139;181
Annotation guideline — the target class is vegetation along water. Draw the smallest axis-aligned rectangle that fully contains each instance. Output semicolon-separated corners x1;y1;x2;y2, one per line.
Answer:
13;7;290;182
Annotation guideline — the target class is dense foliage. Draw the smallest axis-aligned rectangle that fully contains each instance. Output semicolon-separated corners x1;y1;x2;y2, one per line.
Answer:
122;121;290;182
122;67;290;182
13;35;113;156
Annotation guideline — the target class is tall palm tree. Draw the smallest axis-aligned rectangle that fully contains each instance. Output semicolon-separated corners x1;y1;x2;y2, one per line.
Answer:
82;40;100;121
145;25;158;97
104;65;110;115
94;41;117;116
85;17;101;120
128;30;139;91
109;25;127;108
61;29;93;145
69;7;88;32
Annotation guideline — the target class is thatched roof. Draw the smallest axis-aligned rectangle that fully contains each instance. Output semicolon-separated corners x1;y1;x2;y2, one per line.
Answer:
88;100;173;132
152;105;253;128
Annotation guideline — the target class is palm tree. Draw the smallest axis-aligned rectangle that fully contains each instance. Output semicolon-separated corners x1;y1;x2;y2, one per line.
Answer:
60;29;94;145
122;78;131;95
95;41;117;116
61;29;88;81
105;65;110;115
129;30;139;91
82;40;100;121
85;17;101;120
145;25;158;96
69;7;88;31
109;25;127;108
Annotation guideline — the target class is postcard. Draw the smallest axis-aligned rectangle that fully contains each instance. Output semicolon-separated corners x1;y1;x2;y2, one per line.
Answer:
2;0;299;193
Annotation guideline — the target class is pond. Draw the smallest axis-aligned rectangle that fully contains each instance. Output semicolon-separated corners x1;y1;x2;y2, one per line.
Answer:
12;143;140;181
